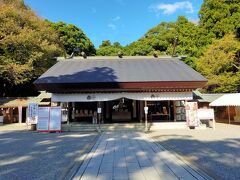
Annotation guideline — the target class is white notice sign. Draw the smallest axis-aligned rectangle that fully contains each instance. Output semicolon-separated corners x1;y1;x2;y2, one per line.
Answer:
37;107;49;131
197;109;214;120
27;103;39;124
49;107;61;131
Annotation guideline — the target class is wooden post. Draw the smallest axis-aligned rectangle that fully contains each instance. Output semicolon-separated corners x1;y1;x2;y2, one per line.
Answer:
67;102;70;125
72;102;75;123
144;101;148;132
97;102;101;132
228;106;231;124
18;106;22;123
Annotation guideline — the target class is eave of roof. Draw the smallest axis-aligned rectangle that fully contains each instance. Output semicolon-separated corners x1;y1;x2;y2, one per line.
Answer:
34;57;207;93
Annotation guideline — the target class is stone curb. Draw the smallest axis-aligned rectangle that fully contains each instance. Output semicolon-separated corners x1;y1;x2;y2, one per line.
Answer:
150;136;215;180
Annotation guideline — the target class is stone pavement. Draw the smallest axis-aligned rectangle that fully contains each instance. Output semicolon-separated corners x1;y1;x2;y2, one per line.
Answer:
73;132;209;180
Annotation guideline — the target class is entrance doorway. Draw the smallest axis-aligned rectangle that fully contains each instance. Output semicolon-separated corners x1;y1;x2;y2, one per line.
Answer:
111;98;133;123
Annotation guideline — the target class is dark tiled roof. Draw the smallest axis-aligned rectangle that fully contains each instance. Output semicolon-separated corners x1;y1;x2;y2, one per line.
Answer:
34;57;207;84
193;91;224;103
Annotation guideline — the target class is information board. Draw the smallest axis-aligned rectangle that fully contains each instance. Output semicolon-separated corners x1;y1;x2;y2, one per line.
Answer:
37;107;49;131
49;107;61;131
37;107;61;132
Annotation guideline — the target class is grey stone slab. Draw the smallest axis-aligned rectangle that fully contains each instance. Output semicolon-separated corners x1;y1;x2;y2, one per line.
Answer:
81;167;98;180
167;164;195;179
87;159;102;168
114;160;127;168
127;162;141;172
113;167;128;179
141;167;160;179
138;159;152;167
154;164;172;173
158;171;179;180
126;156;138;163
129;172;146;180
74;132;210;180
97;173;113;180
99;162;113;173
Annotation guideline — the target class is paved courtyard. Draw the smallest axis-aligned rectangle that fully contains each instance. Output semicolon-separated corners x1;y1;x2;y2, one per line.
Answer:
0;130;98;180
73;132;209;180
149;123;240;180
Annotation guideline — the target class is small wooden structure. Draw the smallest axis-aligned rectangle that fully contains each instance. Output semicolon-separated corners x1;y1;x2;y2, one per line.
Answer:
210;93;240;124
0;92;51;124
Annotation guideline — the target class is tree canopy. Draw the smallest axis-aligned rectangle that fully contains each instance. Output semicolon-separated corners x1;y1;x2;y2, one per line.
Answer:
199;0;240;38
97;40;123;56
50;21;96;56
0;0;63;96
196;34;240;93
0;0;96;96
1;0;240;95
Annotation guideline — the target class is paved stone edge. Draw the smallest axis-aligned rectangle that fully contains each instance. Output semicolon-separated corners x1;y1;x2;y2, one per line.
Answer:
71;134;102;180
150;136;215;180
63;133;101;180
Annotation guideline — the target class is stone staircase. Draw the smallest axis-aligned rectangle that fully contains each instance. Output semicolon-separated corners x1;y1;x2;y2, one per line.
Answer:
61;122;207;132
61;123;145;132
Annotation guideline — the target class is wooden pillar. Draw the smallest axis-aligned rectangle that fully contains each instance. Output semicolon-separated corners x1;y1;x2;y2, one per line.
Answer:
139;101;143;123
228;106;231;124
67;102;70;125
144;101;148;132
173;101;176;122
18;106;22;123
72;102;75;123
97;102;101;126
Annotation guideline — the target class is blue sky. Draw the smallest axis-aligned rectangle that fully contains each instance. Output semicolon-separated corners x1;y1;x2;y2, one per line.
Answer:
24;0;203;48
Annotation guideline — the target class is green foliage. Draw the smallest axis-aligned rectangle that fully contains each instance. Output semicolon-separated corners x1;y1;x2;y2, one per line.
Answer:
196;34;240;93
199;0;240;38
97;40;123;56
50;21;96;56
124;16;213;68
0;1;63;95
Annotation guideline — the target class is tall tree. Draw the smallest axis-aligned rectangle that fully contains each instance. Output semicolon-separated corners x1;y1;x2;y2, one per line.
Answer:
196;34;240;93
0;0;63;96
199;0;240;38
50;22;96;56
97;40;123;56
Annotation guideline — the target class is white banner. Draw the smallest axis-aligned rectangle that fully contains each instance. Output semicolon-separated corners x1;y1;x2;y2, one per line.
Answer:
27;103;38;124
52;92;193;102
185;102;199;127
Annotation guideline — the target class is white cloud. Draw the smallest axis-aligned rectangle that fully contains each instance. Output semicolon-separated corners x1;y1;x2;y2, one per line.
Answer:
150;1;194;15
108;23;116;30
112;16;120;21
189;18;199;25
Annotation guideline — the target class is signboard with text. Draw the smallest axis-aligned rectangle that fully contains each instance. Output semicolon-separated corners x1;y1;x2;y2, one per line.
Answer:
197;109;215;120
27;103;38;124
37;107;61;132
37;107;49;131
49;107;61;131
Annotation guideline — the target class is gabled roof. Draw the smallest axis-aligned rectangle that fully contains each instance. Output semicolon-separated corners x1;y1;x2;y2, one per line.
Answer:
34;57;207;93
210;93;240;106
0;91;52;108
193;91;224;103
